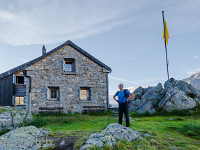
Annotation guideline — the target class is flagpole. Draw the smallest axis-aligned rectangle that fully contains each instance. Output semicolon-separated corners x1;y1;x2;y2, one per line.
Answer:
162;11;169;80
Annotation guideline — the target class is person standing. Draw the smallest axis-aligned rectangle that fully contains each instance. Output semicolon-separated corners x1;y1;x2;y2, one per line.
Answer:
113;83;134;127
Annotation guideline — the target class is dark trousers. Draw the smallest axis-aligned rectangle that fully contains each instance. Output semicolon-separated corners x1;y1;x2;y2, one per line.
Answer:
118;102;130;127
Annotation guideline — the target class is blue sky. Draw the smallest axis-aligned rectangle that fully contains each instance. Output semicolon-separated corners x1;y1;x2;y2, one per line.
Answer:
0;0;200;105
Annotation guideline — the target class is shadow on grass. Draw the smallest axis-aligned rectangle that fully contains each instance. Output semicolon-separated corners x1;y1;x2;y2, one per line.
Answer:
168;122;200;140
130;109;200;118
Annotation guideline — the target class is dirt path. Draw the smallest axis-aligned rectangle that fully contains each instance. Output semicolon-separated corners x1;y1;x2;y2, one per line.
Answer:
51;135;77;150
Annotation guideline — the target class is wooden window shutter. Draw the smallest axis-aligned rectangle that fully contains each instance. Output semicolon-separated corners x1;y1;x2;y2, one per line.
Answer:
24;96;26;104
63;59;66;72
72;59;76;72
58;88;60;101
47;88;50;99
78;87;80;99
89;88;91;101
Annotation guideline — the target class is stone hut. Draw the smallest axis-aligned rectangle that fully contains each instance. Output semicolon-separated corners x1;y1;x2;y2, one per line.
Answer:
0;40;112;113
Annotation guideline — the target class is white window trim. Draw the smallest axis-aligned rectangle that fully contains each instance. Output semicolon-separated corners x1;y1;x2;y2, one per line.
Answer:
47;87;59;101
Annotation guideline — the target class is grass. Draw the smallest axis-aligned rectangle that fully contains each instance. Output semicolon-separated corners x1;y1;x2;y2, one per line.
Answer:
0;106;7;114
22;111;200;149
129;109;200;117
0;129;11;136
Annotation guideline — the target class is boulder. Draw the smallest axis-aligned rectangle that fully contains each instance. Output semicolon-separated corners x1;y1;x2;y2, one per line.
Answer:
80;123;142;150
158;78;199;111
129;78;200;113
158;87;196;111
0;106;34;131
81;133;116;150
130;83;163;113
0;126;52;150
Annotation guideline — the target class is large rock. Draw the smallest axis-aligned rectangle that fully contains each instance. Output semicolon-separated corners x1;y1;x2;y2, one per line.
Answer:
165;78;200;96
129;78;200;113
130;83;163;113
0;106;34;131
0;126;52;150
158;78;198;111
80;123;142;149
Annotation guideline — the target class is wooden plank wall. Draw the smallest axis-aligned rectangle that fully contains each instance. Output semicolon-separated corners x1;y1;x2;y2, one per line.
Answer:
0;75;13;106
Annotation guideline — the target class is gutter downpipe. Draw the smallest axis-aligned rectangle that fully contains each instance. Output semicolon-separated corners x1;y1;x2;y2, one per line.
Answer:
23;70;32;114
106;73;109;109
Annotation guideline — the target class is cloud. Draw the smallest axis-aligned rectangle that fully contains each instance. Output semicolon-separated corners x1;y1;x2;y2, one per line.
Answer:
193;56;199;59
187;71;195;76
16;58;29;62
127;86;137;93
1;0;200;46
130;57;136;61
187;68;200;76
109;75;167;88
108;75;140;85
164;0;200;35
0;0;143;46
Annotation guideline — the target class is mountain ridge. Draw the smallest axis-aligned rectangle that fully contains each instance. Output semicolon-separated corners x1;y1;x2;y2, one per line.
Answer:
183;71;200;89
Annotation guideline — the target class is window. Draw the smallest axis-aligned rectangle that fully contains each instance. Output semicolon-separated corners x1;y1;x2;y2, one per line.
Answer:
15;96;25;105
65;61;72;71
16;76;24;84
63;58;75;72
80;87;91;101
47;87;59;100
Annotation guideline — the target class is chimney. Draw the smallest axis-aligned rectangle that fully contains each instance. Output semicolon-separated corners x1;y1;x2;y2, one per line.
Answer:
42;45;46;55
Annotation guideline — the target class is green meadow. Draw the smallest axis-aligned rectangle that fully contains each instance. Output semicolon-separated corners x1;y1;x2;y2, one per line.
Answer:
23;111;200;149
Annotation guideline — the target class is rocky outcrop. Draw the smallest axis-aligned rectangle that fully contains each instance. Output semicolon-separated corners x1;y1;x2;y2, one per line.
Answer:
80;123;142;150
0;106;34;131
130;83;163;114
0;126;52;150
129;78;200;114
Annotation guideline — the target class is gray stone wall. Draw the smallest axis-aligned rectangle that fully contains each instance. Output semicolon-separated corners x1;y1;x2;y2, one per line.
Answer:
25;45;109;113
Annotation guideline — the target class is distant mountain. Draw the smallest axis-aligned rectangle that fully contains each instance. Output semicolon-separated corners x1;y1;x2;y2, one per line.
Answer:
183;71;200;89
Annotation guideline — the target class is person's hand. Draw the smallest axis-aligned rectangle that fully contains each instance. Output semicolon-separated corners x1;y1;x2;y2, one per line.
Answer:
126;97;130;102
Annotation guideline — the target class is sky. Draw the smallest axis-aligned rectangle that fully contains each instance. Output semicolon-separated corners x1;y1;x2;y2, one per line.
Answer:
1;0;200;106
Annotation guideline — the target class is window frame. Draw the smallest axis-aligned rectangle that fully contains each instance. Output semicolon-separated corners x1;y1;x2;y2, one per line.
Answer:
47;87;59;101
65;61;73;72
14;96;25;106
63;58;76;73
80;87;91;101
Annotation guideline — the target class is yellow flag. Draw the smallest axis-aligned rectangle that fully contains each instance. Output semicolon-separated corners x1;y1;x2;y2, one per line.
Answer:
163;19;169;45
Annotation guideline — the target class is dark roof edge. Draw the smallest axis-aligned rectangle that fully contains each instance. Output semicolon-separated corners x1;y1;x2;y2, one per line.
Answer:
68;41;112;72
0;40;112;79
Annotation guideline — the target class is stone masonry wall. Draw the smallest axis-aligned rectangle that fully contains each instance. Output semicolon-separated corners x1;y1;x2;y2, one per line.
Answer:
25;45;109;113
